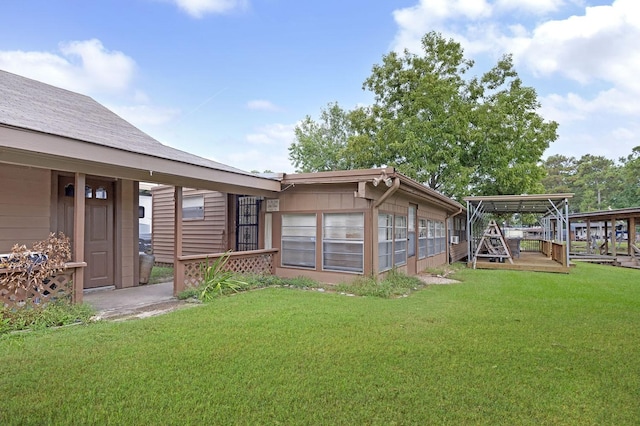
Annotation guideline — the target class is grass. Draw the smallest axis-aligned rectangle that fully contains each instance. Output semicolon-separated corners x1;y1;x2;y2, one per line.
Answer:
0;300;94;334
148;265;174;284
1;263;639;424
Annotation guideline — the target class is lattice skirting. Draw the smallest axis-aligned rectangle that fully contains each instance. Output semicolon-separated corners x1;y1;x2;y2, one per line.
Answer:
0;273;73;308
182;254;274;288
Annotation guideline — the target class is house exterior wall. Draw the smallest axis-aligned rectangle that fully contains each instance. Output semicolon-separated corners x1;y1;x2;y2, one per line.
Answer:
0;164;52;252
271;181;454;284
151;186;228;263
272;183;372;283
377;192;449;274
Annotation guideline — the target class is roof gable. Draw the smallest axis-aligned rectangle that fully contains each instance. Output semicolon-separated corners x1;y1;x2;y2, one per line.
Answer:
0;69;249;176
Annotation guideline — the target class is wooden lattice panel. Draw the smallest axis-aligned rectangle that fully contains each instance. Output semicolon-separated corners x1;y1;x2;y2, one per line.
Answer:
225;255;273;274
0;273;72;308
181;252;275;288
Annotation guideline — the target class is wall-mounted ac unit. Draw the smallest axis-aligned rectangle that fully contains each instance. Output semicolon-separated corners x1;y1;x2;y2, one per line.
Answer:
450;236;460;244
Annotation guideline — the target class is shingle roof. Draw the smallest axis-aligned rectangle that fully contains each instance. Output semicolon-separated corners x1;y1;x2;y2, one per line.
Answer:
0;69;251;176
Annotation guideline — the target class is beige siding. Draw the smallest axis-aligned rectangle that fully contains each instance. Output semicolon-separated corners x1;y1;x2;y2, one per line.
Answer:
117;179;137;288
152;186;228;263
0;165;51;252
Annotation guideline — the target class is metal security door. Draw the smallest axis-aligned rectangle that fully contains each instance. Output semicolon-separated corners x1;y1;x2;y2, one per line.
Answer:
236;196;261;251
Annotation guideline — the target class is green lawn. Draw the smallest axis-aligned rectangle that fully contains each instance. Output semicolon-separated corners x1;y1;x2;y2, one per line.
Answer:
1;263;639;425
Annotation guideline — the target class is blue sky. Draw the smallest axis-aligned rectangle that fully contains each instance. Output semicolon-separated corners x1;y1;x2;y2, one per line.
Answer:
1;0;638;173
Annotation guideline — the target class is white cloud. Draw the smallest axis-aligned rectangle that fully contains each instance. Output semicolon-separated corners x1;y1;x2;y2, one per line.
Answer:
515;1;640;79
245;123;295;146
0;39;135;95
218;123;295;172
0;39;182;130
392;0;640;163
246;99;281;112
170;0;248;18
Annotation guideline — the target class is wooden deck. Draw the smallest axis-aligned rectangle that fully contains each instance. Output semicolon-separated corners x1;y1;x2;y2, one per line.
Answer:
469;251;571;273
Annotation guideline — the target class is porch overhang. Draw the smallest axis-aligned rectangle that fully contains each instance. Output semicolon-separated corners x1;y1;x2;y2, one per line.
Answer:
0;125;280;197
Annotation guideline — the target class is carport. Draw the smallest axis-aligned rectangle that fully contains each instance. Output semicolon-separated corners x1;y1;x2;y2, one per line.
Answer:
464;194;573;273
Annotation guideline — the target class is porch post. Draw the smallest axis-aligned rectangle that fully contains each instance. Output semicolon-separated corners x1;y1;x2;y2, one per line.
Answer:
72;173;85;304
564;198;570;266
173;186;185;296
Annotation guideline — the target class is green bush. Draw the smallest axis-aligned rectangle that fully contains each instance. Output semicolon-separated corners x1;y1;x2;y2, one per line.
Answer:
335;269;424;298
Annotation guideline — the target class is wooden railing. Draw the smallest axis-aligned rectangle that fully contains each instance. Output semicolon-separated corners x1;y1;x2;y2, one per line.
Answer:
175;249;278;293
0;262;86;308
540;240;568;267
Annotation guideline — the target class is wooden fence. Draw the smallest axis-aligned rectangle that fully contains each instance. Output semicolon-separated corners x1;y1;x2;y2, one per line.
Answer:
0;262;85;308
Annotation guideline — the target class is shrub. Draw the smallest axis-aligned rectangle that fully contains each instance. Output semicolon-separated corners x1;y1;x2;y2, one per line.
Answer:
0;232;72;304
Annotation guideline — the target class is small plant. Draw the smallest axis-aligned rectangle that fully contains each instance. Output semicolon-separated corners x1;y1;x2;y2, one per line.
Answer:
335;270;424;298
198;251;247;301
0;300;94;334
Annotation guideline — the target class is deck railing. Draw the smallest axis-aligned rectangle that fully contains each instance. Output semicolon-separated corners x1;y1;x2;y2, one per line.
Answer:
175;249;278;292
0;262;86;308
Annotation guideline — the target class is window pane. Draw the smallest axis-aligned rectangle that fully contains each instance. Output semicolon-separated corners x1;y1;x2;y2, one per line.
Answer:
394;215;407;266
282;214;316;268
183;195;204;220
418;218;427;259
378;213;394;272
323;213;364;273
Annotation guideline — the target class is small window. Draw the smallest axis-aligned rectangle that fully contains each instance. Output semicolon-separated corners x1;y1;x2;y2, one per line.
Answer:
64;184;74;197
183;195;204;220
281;214;316;268
85;185;93;199
323;213;364;273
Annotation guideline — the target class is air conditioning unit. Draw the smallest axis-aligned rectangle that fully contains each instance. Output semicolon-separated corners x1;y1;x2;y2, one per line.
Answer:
450;236;460;244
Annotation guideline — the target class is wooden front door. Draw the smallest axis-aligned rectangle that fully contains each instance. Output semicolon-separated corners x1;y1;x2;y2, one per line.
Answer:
58;177;115;289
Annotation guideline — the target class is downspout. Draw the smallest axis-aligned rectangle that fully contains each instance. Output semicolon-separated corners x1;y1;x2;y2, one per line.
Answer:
373;177;400;208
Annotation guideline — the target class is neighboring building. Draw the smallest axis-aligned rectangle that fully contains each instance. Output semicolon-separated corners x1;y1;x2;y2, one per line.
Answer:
0;69;279;304
152;168;466;283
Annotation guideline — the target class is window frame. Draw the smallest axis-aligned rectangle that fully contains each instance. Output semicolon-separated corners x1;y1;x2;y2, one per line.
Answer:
182;194;205;221
322;212;364;273
281;213;317;269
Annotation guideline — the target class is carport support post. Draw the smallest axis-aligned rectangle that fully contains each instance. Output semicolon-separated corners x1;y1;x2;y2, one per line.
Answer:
173;186;185;296
72;173;85;304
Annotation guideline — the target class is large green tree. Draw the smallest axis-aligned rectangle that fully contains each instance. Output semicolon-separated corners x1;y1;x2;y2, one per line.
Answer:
541;154;577;194
289;32;558;200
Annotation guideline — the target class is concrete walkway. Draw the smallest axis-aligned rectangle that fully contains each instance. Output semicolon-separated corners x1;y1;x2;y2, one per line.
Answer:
83;281;193;320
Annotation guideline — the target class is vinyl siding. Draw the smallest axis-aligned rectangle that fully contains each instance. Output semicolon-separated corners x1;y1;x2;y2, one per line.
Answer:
152;186;228;263
0;164;51;252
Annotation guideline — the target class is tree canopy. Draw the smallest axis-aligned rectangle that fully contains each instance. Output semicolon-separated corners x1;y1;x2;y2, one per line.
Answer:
541;149;640;212
289;32;558;200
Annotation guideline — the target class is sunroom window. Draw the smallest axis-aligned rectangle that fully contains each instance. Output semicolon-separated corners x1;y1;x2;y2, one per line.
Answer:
322;213;364;273
394;215;407;266
378;213;393;272
418;218;427;259
281;214;316;269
